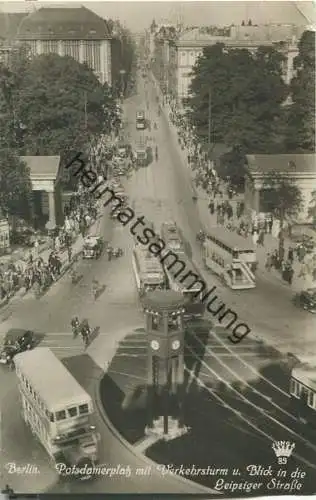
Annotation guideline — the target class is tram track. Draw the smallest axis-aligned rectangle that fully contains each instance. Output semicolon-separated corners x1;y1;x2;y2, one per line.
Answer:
184;337;316;469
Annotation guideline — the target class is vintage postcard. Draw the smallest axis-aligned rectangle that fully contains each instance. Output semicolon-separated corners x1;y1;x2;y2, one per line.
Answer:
0;0;315;497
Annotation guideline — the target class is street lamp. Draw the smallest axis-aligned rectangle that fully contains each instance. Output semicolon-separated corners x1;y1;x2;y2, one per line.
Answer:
119;69;126;99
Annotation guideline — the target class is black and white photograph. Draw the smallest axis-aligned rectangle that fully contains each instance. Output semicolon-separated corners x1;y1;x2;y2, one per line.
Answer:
0;0;315;496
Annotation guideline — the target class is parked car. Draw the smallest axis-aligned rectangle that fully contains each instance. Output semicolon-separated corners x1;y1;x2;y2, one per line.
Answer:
293;288;316;313
0;329;35;365
82;236;104;259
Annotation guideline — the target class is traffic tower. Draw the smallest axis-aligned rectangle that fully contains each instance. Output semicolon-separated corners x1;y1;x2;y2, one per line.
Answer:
143;290;188;440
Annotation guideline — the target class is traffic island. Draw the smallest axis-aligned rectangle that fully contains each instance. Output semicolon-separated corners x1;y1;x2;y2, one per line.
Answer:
99;323;316;495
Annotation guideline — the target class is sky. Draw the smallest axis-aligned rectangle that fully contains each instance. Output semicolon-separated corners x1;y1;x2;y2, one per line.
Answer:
0;1;314;31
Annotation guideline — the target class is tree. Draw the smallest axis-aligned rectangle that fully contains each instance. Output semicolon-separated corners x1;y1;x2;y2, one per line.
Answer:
0;150;32;221
308;190;316;227
284;30;315;152
218;148;246;192
187;43;288;184
0;53;119;160
261;171;303;249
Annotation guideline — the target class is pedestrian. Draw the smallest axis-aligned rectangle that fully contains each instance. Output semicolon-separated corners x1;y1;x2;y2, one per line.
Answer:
208;200;215;215
252;231;259;246
268;218;273;234
287;247;294;263
257;231;265;247
265;253;272;271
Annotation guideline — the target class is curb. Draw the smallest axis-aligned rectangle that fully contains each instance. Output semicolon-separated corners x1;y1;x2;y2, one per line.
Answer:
94;371;216;494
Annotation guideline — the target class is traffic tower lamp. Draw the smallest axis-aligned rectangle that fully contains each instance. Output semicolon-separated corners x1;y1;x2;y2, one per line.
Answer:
143;290;189;441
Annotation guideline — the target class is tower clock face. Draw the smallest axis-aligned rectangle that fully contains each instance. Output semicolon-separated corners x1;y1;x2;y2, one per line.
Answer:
171;340;180;351
150;340;160;351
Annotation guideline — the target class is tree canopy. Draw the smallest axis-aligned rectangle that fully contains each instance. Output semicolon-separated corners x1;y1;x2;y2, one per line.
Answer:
308;190;316;227
261;171;303;226
284;30;315;152
0;150;32;220
0;52;120;159
187;43;287;153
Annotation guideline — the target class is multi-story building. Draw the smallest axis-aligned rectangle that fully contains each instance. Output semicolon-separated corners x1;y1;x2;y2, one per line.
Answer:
175;23;306;104
0;12;27;65
150;23;178;96
15;6;112;85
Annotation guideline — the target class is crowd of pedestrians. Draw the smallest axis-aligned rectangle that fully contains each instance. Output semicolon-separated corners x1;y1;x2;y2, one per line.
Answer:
0;186;99;304
167;102;316;290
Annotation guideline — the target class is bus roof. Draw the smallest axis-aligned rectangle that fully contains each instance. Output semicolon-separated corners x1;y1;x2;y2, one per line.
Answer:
206;227;255;252
14;348;92;411
292;365;316;393
134;246;164;275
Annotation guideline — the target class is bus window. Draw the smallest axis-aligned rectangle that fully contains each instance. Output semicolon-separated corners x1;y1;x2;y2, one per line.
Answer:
307;390;314;408
232;251;238;259
56;410;66;421
45;411;54;422
68;407;78;418
79;403;89;415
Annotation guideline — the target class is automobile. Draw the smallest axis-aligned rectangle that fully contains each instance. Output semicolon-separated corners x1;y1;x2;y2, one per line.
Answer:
0;329;35;365
293;288;316;313
82;236;104;259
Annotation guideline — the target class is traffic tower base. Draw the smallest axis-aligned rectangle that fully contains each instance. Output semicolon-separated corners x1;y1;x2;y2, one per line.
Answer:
145;416;189;442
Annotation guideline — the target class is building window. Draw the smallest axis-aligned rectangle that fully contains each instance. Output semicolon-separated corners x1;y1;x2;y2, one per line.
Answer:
63;40;80;62
42;40;59;54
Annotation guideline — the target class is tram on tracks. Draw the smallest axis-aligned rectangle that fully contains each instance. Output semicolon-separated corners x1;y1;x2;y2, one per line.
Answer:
132;245;166;295
163;253;205;319
290;365;316;428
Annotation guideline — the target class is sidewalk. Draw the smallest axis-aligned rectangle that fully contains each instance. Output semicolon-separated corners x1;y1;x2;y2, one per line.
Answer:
151;74;315;294
0;208;104;309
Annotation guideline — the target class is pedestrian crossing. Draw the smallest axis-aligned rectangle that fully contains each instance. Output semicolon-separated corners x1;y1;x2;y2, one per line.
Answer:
35;333;86;359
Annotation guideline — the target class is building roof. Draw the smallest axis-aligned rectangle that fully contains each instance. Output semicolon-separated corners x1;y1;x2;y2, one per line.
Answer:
14;347;92;410
177;23;306;48
17;6;111;41
246;154;316;175
0;12;27;40
21;156;60;179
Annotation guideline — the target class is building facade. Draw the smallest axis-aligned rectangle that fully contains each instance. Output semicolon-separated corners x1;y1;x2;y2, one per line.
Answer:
244;154;316;225
16;6;112;85
175;23;306;103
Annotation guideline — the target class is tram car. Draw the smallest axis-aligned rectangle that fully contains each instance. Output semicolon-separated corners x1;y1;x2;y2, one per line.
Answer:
290;365;316;428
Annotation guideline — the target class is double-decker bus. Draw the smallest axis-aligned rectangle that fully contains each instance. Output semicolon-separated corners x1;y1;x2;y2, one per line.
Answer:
136;110;146;130
160;221;185;254
14;348;100;475
290;365;316;428
203;227;256;290
132;245;166;295
163;253;205;319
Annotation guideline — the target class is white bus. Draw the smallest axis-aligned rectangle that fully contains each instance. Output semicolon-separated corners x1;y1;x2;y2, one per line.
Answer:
203;227;256;289
132;246;166;295
14;348;99;473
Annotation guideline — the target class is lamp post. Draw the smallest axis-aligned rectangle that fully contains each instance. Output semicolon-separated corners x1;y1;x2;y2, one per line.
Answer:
119;69;126;100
